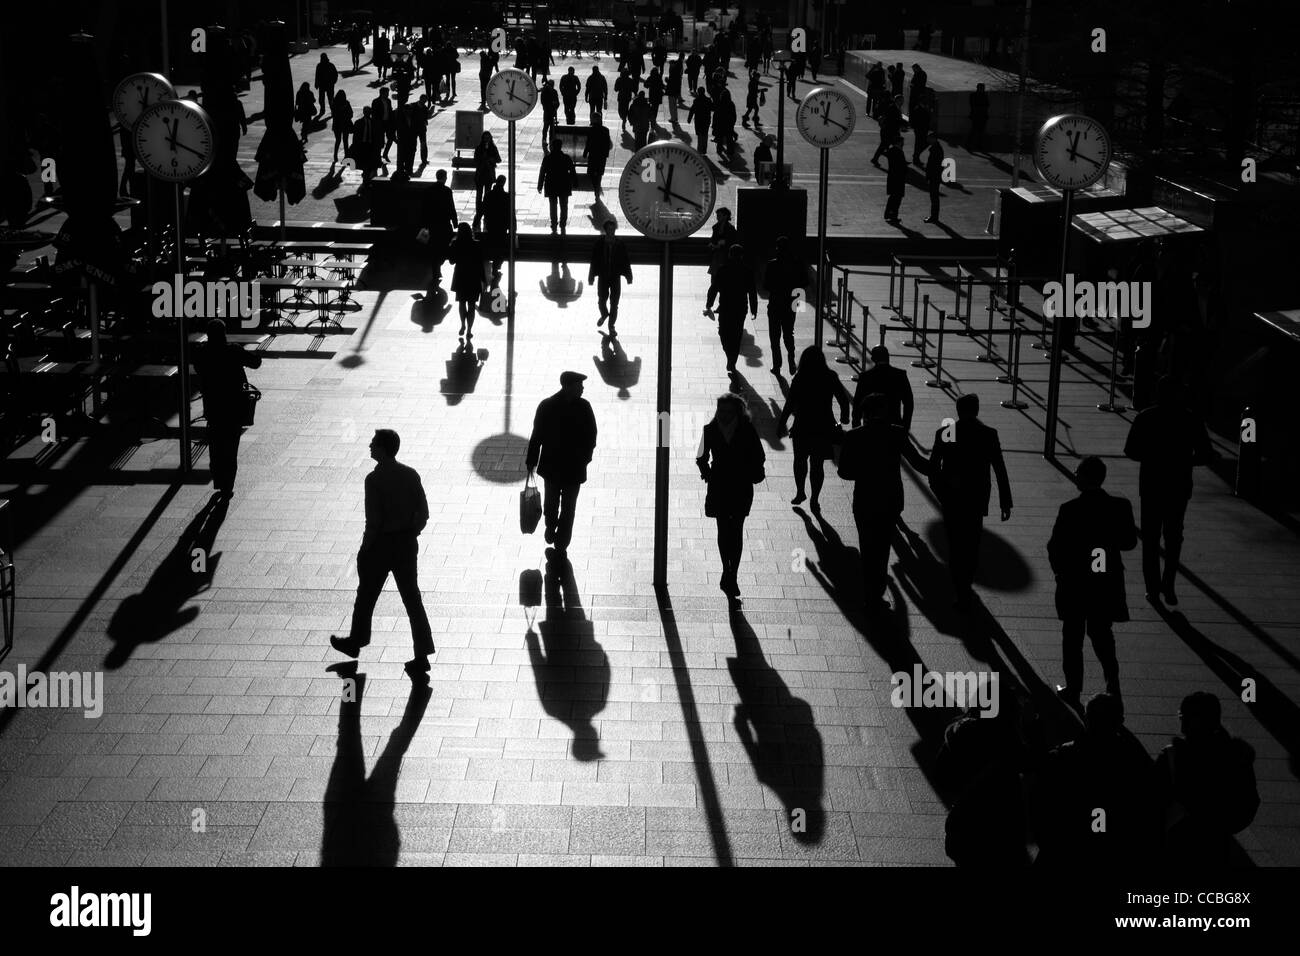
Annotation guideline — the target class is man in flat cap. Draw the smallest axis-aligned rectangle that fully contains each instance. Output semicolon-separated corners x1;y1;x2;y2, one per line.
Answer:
525;371;598;554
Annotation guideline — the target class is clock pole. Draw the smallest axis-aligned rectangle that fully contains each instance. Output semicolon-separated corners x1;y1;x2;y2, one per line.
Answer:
175;180;192;472
654;240;673;588
1042;185;1073;459
815;146;829;348
508;118;516;318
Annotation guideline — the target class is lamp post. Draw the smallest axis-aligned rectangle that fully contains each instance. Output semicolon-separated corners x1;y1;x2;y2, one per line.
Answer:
772;48;792;189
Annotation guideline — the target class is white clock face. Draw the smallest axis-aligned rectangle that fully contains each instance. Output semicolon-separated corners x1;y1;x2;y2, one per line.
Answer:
618;141;717;241
134;99;216;182
1034;113;1112;191
796;87;856;149
112;72;176;131
486;68;538;121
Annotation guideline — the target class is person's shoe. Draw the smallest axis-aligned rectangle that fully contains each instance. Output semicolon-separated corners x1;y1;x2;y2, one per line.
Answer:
771;364;781;374
703;307;714;319
791;491;807;505
544;526;556;544
404;657;432;677
551;225;558;235
923;216;937;223
330;635;362;659
560;223;567;235
597;314;607;326
1145;590;1164;608
608;321;617;337
1161;585;1178;607
1055;685;1083;712
809;497;821;513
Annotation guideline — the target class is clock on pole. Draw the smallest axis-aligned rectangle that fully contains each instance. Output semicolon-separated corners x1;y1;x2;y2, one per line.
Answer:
797;87;856;347
618;141;717;587
1033;113;1112;458
112;72;176;131
133;98;216;183
134;97;217;474
485;68;538;122
485;68;538;319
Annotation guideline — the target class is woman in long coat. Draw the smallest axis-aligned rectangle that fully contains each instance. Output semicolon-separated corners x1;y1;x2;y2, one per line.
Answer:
447;222;486;340
778;346;851;511
472;131;501;222
696;393;766;601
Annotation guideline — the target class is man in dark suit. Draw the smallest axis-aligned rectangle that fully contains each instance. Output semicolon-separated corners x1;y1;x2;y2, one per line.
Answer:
589;218;633;333
762;235;802;375
840;393;931;612
968;82;989;151
526;371;599;554
871;95;903;166
420;168;458;292
1123;375;1212;606
928;393;1013;609
537;140;577;235
559;66;581;125
716;244;757;376
703;207;736;315
923;131;944;223
193;319;262;499
852;345;914;430
884;136;907;224
582;113;613;193
331;429;436;678
1047;456;1138;707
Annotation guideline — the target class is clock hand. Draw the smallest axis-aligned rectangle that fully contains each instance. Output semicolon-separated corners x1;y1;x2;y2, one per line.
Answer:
664;189;703;210
169;138;208;160
1071;151;1102;167
823;115;848;131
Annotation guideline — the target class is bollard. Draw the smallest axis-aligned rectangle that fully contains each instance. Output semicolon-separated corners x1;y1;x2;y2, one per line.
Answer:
926;308;949;388
1235;405;1261;499
953;276;962;328
1001;326;1028;409
837;274;847;335
965;272;975;325
978;288;1000;363
997;321;1021;386
912;295;934;368
888;257;898;314
1097;321;1127;413
910;277;919;331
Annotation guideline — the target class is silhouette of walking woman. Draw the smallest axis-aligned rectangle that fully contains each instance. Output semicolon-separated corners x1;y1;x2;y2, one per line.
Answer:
697;393;766;602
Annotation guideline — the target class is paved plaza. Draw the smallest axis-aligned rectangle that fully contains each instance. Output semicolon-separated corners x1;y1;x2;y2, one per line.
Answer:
231;45;1007;239
2;251;1298;866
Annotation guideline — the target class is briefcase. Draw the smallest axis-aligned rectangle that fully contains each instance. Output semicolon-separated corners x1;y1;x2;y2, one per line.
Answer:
238;383;262;428
519;568;542;608
519;474;542;534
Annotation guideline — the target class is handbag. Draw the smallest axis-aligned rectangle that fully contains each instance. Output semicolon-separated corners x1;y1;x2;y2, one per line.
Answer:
519;473;543;534
238;383;261;427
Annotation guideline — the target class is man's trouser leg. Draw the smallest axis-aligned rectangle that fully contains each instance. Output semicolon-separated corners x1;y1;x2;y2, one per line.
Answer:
1061;616;1085;696
1088;618;1120;695
607;279;621;321
597;277;611;319
349;546;391;647
856;510;895;599
209;427;241;493
929;183;940;220
389;534;434;655
1162;496;1188;592
885;192;902;220
545;480;581;548
1140;496;1164;594
767;308;791;370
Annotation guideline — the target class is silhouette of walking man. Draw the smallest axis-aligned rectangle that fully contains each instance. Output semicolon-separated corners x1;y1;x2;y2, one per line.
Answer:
1047;456;1137;708
1123;375;1212;607
589;218;632;334
331;429;436;678
526;371;598;555
839;393;931;612
852;345;914;430
927;393;1012;609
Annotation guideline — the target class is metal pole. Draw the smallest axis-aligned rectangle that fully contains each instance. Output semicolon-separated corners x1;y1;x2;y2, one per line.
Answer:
1043;186;1072;458
508;120;516;318
978;288;999;363
279;188;287;244
912;294;932;368
775;64;787;188
815;147;828;348
161;0;171;81
1001;326;1027;409
927;308;948;388
1009;0;1032;187
88;278;102;416
1098;321;1127;413
653;241;673;588
175;182;191;472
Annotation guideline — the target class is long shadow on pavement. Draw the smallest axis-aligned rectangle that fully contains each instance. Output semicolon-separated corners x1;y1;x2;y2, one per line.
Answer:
726;609;825;844
526;551;609;760
104;492;229;670
321;668;433;866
